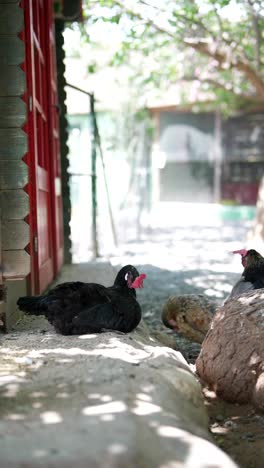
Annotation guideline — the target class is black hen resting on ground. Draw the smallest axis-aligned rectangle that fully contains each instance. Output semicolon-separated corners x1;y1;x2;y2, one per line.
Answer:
227;249;264;300
17;265;146;335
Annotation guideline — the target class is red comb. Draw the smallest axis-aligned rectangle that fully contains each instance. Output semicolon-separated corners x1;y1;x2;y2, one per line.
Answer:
232;249;248;256
130;274;147;289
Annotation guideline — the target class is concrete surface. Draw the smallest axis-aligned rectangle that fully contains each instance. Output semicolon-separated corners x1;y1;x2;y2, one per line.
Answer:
0;260;238;467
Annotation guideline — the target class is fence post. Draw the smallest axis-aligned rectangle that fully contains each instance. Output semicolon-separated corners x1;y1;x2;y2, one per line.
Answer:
90;93;99;258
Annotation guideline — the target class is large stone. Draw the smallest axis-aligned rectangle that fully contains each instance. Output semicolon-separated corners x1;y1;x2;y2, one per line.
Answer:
0;322;238;468
196;289;264;410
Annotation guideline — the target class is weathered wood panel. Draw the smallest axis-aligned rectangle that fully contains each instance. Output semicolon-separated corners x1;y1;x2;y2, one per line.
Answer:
0;65;25;96
0;36;24;65
0;215;2;286
0;189;29;219
2;220;29;249
4;277;27;332
0;97;26;127
0;1;26;332
0;301;4;328
2;250;30;277
0;4;24;34
0;160;28;189
0;128;28;159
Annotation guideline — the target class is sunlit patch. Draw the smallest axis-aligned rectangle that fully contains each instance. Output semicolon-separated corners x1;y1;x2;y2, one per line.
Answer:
101;395;112;402
239;291;264;305
132;401;161;416
33;449;48;458
56;358;74;363
107;443;127;455
82;401;127;416
157;425;185;438
142;384;155;393
88;393;101;399
0;375;27;385
5;413;25;421
29;350;44;358
32;402;43;409
2;383;19;398
14;356;34;365
30;391;47;398
203;388;217;400
136;393;152;402
55;392;69;398
149;420;159;428
205;289;223;298
0;347;28;355
249;352;260;366
78;334;97;340
210;425;229;435
100;414;115;422
40;411;63;424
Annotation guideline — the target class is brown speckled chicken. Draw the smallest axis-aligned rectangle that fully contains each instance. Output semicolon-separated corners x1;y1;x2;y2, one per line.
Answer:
162;294;216;343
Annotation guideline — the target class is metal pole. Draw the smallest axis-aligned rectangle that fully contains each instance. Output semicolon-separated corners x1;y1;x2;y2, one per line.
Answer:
94;121;118;247
90;93;99;258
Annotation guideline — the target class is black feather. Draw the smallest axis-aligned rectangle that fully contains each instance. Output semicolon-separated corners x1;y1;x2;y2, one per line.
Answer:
227;249;264;301
17;265;144;335
243;249;264;288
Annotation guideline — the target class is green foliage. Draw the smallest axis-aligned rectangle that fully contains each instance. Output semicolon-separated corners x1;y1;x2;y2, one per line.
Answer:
80;0;264;113
87;62;97;73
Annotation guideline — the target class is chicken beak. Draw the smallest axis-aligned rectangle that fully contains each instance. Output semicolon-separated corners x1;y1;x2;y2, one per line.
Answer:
232;249;248;256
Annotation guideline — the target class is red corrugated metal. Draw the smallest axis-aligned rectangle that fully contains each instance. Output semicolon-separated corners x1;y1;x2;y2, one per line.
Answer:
22;0;63;293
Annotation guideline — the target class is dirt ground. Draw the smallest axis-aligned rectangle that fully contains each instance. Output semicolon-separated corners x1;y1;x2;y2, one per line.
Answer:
202;386;264;468
109;212;263;468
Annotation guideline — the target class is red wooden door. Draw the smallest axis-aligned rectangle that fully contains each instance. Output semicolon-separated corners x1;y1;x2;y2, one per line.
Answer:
24;0;63;293
46;3;64;275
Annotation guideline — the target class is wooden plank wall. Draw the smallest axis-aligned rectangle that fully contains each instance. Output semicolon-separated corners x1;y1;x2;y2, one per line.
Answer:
0;0;29;329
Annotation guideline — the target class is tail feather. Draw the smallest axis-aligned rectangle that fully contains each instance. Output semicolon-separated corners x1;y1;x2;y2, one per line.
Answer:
17;295;46;316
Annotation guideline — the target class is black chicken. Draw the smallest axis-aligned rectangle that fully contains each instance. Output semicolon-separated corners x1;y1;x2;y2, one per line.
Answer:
17;265;146;335
227;249;264;300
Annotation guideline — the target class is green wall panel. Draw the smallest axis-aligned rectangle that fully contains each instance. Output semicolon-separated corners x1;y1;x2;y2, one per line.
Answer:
0;65;25;96
0;4;24;34
2;220;29;249
0;128;28;159
0;36;24;65
0;189;29;219
0;160;28;189
0;97;26;127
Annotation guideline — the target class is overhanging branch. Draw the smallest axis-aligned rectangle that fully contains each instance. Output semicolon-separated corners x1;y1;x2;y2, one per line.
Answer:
87;0;264;101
